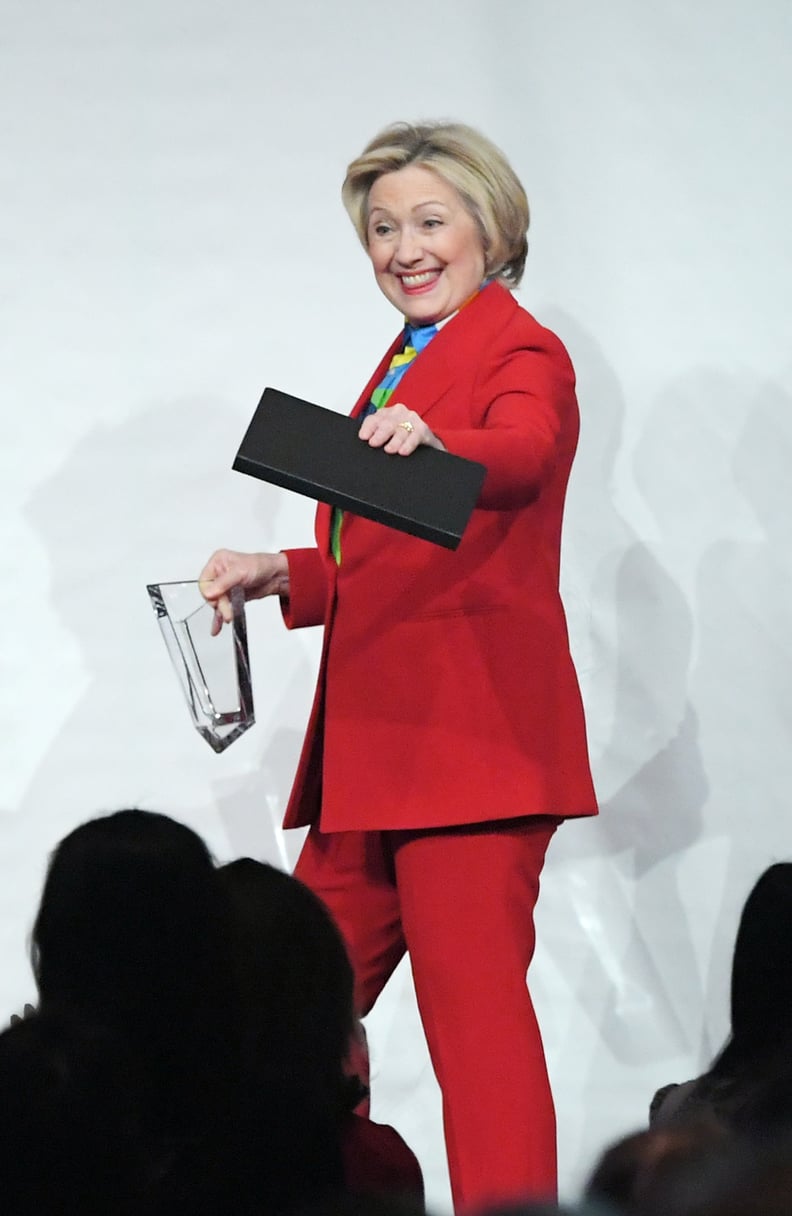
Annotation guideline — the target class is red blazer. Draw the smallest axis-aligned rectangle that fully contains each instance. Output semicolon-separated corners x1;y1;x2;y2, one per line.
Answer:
281;282;597;833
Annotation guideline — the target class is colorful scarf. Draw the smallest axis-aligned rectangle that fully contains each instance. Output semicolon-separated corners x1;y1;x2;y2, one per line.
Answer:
331;321;439;564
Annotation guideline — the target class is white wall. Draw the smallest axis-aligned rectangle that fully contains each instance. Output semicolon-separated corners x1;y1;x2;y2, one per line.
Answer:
2;0;791;1207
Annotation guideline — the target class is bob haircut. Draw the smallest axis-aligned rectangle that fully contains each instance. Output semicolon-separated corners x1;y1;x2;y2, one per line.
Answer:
342;121;530;288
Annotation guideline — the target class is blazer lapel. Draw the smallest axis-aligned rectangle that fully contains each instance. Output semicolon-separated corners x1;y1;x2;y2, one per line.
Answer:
388;284;518;422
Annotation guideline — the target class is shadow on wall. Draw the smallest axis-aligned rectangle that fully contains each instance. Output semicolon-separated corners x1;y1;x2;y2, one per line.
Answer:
17;394;312;866
687;374;792;1053
538;312;708;1075
631;368;792;1055
545;350;792;1136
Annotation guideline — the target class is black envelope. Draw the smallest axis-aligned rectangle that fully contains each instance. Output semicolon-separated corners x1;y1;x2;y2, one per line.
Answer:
233;387;487;550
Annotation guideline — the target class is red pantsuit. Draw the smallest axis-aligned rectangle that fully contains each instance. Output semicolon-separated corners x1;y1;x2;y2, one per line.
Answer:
280;284;597;1209
295;818;558;1210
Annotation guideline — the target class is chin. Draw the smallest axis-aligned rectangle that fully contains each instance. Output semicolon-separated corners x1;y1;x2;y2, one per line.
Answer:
404;298;447;324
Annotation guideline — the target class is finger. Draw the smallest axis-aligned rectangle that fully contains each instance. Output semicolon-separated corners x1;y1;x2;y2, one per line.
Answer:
198;550;228;589
383;429;412;454
198;569;237;602
360;404;408;443
364;422;394;448
210;595;233;635
396;424;427;454
384;418;419;453
210;607;225;637
358;415;378;441
218;594;233;623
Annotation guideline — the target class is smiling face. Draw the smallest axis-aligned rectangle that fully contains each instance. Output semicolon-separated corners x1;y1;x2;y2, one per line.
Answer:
366;164;487;326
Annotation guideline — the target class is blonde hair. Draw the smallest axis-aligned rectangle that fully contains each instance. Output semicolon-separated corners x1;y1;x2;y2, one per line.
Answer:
342;121;530;287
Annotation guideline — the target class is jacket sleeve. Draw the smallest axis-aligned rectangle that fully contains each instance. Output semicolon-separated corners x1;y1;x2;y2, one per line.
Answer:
431;322;578;511
279;547;329;630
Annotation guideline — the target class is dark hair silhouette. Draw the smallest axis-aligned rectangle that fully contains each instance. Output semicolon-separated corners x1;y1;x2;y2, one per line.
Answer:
652;863;792;1133
717;863;792;1075
598;1129;792;1216
711;864;792;1133
0;1010;147;1216
585;1121;730;1212
219;857;357;1111
214;858;356;1209
31;808;236;1143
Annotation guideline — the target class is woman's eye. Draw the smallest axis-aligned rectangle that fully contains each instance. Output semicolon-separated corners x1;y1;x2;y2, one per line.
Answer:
423;218;442;229
372;223;393;237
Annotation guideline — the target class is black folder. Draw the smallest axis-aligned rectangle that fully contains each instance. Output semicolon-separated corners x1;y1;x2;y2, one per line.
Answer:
233;387;487;550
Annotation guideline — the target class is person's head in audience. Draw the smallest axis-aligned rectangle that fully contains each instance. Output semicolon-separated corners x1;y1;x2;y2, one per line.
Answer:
725;862;792;1064
584;1120;730;1212
585;1122;792;1216
694;861;792;1127
0;1010;146;1216
218;857;358;1115
651;862;792;1134
31;807;236;1140
215;859;358;1207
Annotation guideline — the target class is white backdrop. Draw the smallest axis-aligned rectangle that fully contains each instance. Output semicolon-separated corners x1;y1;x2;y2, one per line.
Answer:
2;0;791;1207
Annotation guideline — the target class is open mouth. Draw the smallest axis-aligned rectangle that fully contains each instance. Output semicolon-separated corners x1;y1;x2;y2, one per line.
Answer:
399;270;441;292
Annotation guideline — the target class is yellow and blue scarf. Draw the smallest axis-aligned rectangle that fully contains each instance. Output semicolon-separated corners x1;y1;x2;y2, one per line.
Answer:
330;321;439;564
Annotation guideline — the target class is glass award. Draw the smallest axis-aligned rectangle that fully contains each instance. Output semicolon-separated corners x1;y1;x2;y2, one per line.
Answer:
146;580;254;753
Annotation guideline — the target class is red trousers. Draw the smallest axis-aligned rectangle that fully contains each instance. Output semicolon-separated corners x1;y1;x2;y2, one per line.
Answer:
295;816;558;1212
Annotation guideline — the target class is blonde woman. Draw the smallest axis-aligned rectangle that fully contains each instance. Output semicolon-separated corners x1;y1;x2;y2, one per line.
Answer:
200;121;597;1209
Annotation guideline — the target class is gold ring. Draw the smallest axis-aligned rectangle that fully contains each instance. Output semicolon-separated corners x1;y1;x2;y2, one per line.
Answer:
398;420;414;434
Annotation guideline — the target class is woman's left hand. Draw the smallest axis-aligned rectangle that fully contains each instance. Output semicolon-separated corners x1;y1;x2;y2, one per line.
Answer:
358;402;445;455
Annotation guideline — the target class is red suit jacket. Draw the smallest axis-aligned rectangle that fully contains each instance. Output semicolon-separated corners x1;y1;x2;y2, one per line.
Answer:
281;282;597;833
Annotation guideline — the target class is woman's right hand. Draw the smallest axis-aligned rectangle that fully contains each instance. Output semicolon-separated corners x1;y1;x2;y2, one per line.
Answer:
198;549;290;633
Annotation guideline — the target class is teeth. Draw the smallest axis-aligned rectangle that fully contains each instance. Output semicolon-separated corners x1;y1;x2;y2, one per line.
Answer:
402;271;437;288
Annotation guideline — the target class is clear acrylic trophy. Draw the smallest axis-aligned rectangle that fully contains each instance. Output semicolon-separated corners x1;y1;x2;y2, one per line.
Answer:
146;580;254;753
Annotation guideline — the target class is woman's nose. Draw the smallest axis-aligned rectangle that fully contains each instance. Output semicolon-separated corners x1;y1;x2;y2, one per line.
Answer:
394;227;423;265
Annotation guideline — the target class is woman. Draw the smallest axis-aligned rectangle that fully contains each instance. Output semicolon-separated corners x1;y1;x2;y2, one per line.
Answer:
200;121;597;1209
651;862;792;1132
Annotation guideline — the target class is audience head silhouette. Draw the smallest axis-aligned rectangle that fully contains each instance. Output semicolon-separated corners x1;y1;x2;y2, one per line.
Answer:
31;808;235;1139
213;858;359;1208
218;856;357;1112
728;862;792;1057
0;1010;146;1216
